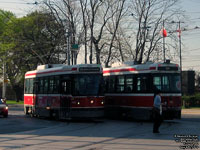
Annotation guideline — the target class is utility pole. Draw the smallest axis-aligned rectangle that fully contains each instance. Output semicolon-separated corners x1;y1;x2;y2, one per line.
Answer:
171;20;184;72
171;20;184;95
178;21;182;75
2;62;6;99
178;21;183;95
65;23;71;65
67;31;71;65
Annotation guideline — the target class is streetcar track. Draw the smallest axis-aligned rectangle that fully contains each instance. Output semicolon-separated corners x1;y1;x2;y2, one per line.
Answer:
27;124;142;150
64;121;181;150
0;119;142;149
0;120;100;149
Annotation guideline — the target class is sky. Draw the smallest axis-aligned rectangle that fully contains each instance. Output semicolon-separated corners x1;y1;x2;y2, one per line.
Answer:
179;0;200;72
0;0;38;17
0;0;200;71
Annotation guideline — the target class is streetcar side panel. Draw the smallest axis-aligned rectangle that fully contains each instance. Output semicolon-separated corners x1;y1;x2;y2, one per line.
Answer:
24;64;105;119
103;62;182;120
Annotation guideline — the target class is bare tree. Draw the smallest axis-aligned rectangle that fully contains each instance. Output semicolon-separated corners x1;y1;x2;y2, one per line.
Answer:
43;0;81;65
79;0;89;64
104;0;126;67
129;0;182;64
85;0;113;64
41;0;182;66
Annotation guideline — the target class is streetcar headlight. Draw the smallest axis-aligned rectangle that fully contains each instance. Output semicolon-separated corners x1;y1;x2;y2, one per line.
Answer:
101;101;104;105
77;102;80;105
46;106;50;110
90;100;94;104
5;106;8;110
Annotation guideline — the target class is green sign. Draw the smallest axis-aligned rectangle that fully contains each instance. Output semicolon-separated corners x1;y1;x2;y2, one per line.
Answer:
72;44;79;49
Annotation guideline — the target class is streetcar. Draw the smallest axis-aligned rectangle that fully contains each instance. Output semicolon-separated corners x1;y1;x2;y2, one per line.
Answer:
24;64;104;119
103;60;181;120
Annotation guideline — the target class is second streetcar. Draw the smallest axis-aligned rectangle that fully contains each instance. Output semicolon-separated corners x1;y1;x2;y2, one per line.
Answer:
103;60;182;120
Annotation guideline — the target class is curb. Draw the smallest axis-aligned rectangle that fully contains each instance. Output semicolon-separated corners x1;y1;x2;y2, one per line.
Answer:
7;104;24;108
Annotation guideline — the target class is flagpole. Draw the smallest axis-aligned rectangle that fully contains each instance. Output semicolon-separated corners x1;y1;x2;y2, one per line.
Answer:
163;20;166;63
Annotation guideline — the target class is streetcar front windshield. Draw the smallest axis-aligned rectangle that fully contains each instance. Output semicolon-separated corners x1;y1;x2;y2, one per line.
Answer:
73;74;104;96
170;75;181;92
153;74;181;93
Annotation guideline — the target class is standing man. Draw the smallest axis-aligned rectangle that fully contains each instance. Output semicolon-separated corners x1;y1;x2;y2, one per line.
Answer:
153;90;163;133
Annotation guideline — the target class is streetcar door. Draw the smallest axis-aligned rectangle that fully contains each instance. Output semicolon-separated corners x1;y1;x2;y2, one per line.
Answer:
60;79;71;119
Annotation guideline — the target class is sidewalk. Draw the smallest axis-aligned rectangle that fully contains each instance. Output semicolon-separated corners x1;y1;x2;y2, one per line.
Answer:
182;108;200;115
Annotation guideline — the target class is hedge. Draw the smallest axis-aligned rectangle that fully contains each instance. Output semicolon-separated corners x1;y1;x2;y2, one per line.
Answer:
182;93;200;108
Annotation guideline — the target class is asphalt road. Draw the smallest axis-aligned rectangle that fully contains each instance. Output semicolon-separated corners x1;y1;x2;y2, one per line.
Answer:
0;105;199;150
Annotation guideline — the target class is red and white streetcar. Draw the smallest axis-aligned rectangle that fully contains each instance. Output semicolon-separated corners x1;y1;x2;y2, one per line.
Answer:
24;64;104;119
103;60;181;120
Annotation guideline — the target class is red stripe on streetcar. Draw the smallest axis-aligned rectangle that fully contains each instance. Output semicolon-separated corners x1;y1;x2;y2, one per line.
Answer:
25;73;37;76
72;67;77;71
25;68;77;77
103;68;136;74
149;67;156;70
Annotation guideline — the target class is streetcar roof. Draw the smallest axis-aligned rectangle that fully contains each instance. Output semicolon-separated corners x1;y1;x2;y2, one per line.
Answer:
103;61;180;76
25;64;102;78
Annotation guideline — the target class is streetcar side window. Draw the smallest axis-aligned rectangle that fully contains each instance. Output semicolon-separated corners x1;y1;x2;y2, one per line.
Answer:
48;76;60;94
162;76;170;92
116;76;125;92
25;78;34;94
61;80;71;94
108;76;115;93
38;78;44;94
54;76;60;93
104;76;109;92
25;79;29;94
29;78;34;93
43;77;49;94
34;78;39;94
49;77;54;93
153;76;161;90
61;75;71;94
137;75;148;92
125;75;133;92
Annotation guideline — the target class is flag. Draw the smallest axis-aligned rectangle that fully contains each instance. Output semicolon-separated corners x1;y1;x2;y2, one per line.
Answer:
177;29;181;37
161;28;167;37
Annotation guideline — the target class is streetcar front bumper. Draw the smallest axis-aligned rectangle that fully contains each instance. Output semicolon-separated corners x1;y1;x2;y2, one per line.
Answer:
70;107;104;118
162;107;181;120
